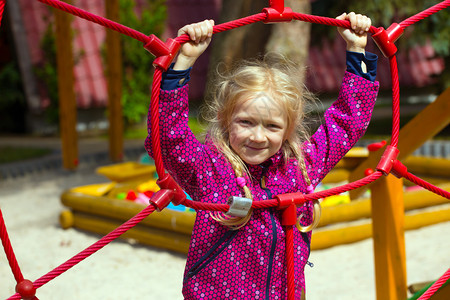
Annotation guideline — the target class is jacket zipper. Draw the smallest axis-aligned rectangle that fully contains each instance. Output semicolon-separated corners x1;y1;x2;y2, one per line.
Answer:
184;230;238;282
260;166;277;300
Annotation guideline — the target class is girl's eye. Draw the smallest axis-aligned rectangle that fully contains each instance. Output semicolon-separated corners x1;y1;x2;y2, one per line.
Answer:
239;119;252;125
267;123;280;129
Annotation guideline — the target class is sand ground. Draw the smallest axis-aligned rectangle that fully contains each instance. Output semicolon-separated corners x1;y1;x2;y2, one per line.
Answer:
0;168;449;300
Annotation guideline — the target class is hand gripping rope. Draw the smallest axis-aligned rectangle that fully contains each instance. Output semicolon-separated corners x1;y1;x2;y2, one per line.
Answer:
0;0;449;299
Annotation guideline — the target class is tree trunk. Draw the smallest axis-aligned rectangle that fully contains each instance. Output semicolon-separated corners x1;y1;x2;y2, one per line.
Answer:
206;0;311;94
206;0;271;89
265;0;311;68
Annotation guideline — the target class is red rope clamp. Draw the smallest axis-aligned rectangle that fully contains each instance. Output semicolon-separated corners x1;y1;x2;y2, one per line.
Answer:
276;192;307;226
144;36;181;71
372;23;404;58
148;189;175;212
262;0;293;23
156;173;187;206
376;145;400;175
391;160;408;179
143;34;170;57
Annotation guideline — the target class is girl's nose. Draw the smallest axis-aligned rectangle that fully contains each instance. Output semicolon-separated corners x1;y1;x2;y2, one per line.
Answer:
249;126;266;142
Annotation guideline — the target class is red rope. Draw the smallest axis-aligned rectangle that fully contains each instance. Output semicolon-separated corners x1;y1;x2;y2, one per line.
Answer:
389;56;401;147
400;0;450;29
175;13;267;46
403;171;450;199
0;0;5;27
6;204;157;300
150;68;165;177
0;209;25;284
285;226;295;299
293;12;379;35
1;0;449;297
37;0;150;44
182;172;382;213
303;172;383;202
417;268;450;300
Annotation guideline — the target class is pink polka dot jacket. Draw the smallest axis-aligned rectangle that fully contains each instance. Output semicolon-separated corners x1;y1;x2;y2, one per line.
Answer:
145;71;379;299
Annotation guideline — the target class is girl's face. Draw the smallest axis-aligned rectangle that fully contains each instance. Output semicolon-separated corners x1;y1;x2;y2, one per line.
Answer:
229;92;288;165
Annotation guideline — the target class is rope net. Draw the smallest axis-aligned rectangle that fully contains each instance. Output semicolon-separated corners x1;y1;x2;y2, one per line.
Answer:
0;0;449;299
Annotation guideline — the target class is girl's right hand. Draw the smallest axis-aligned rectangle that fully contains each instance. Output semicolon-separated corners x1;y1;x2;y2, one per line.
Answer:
174;20;215;70
336;12;371;53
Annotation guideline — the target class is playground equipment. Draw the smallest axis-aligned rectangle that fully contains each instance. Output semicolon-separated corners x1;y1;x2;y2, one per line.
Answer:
1;0;450;299
58;153;450;254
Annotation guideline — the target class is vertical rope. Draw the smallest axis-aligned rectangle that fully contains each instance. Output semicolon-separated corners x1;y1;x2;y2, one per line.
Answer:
389;56;400;148
285;226;295;300
0;209;25;284
149;68;165;177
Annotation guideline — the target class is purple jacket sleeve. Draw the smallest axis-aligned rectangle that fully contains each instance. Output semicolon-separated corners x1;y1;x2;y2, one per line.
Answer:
145;86;223;199
303;71;379;186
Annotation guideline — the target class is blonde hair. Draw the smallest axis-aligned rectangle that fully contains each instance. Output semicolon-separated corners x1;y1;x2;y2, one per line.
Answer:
202;53;321;231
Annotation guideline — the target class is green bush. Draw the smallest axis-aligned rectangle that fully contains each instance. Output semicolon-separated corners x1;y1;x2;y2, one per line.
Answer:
119;0;167;125
35;1;167;128
35;22;60;126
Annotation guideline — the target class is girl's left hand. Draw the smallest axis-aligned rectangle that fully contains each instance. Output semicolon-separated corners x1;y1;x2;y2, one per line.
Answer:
336;12;372;53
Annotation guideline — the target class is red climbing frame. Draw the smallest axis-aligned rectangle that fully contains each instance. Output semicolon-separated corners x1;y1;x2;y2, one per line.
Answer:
1;0;449;299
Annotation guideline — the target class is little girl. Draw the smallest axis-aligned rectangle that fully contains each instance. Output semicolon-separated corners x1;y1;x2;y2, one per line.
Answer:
146;12;379;300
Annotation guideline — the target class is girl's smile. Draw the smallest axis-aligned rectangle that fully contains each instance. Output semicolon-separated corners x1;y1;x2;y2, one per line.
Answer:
229;93;288;165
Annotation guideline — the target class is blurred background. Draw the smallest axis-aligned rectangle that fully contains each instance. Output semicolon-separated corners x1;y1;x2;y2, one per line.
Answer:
0;0;449;167
0;3;448;299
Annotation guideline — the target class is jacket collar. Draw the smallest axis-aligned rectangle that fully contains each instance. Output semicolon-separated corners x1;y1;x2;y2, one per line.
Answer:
247;149;284;174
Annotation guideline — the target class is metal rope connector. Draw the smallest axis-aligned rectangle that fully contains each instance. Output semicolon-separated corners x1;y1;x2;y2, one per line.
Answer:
225;196;252;218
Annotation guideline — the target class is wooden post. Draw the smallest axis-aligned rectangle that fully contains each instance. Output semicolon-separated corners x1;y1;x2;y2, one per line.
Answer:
54;1;78;169
105;0;124;162
371;174;407;300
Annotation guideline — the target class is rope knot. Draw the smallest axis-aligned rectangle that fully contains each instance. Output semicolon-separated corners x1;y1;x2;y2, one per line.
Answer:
15;279;36;300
